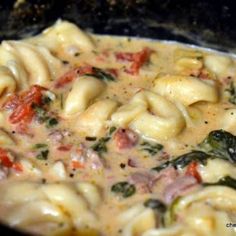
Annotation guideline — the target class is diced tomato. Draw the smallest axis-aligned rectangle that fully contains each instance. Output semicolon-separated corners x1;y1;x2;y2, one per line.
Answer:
57;144;73;151
185;162;202;183
107;68;118;77
115;47;153;75
71;160;85;169
3;95;20;110
115;52;135;61
55;66;94;88
9;103;34;124
3;85;46;125
0;148;13;168
0;148;23;172
12;162;23;172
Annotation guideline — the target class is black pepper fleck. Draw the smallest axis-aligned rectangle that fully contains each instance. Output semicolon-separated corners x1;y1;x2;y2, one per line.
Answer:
62;60;69;65
120;163;126;169
74;52;80;57
69;173;74;178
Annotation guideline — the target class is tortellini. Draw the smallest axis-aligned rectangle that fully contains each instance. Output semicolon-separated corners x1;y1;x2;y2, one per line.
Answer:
144;206;234;236
0;66;17;96
118;204;156;236
112;90;185;140
76;99;118;136
63;76;106;118
47;161;67;180
198;159;236;183
0;181;101;235
29;20;95;53
41;183;98;228
221;108;236;135
204;54;234;77
174;48;203;76
168;186;236;220
0;40;62;88
144;186;236;236
152;75;219;106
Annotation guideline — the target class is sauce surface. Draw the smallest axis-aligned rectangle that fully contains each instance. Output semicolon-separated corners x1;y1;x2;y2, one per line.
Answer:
0;20;235;236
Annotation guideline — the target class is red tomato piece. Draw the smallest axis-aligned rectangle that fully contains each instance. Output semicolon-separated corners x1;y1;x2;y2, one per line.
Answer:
57;144;73;151
12;162;23;172
0;148;13;168
185;162;202;183
115;47;153;75
4;85;46;124
71;160;85;169
55;66;94;88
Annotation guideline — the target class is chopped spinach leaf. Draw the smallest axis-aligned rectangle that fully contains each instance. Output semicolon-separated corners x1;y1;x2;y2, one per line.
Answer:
90;127;116;154
109;126;117;135
91;137;110;154
60;94;64;109
42;96;52;105
86;67;115;81
33;104;58;128
36;150;49;160
33;143;48;149
144;199;166;213
152;151;210;172
46;118;58;128
85;136;97;141
141;141;163;156
153;130;236;172
111;181;136;198
199;129;236;163
203;176;236;190
226;82;236;105
33;105;48;122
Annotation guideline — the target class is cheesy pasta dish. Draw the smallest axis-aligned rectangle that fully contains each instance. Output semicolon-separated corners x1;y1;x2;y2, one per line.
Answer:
0;20;236;236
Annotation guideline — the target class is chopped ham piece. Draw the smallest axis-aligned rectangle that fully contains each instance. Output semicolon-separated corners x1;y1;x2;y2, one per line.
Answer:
154;167;178;186
128;167;178;194
70;145;105;170
49;129;71;144
129;171;156;193
163;175;198;204
127;158;138;168
86;149;105;170
114;128;139;150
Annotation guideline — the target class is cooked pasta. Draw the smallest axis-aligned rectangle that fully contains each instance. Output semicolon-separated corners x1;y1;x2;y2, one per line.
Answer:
28;20;95;53
76;99;118;136
63;75;106;118
128;91;185;140
174;48;203;76
0;40;62;88
152;75;219;106
0;20;235;236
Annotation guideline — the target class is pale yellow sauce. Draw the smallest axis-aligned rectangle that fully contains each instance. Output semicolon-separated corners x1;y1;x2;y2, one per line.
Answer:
0;22;235;236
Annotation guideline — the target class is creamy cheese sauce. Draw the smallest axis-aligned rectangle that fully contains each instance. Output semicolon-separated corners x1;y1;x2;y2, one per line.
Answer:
0;21;235;236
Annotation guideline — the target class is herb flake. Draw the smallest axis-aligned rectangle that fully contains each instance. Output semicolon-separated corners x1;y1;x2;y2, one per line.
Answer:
36;150;49;160
226;82;236;105
111;181;136;198
86;67;115;82
203;176;236;190
141;141;163;156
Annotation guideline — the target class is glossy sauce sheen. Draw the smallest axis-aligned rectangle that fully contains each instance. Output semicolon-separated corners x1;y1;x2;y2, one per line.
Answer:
0;21;235;236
